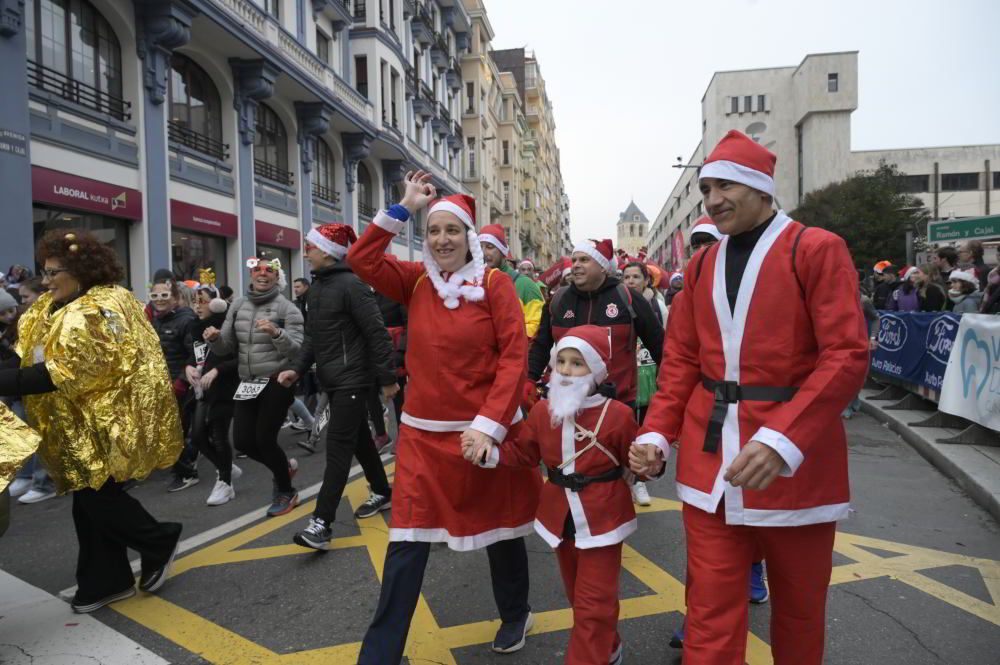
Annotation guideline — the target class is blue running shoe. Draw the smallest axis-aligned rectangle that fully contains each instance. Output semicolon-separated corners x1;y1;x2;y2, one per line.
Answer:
750;561;769;604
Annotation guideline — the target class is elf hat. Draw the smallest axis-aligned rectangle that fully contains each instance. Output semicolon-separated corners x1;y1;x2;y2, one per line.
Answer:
306;223;357;260
572;239;616;273
478;224;512;259
550;324;611;384
700;130;776;196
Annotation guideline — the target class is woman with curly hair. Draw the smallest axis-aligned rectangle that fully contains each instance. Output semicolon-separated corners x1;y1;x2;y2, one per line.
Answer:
0;229;184;613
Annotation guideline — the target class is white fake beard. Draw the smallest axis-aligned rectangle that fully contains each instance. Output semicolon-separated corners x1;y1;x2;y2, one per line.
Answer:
547;374;595;427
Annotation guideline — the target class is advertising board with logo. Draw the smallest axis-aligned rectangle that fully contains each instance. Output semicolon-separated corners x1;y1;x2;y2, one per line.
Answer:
939;314;1000;430
31;166;142;220
870;312;961;392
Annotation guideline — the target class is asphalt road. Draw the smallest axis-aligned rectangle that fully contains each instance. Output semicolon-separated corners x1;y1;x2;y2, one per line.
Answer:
1;413;998;665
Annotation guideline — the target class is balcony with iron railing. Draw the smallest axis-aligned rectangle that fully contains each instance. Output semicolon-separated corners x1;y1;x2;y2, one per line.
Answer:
312;182;341;204
168;121;229;161
254;159;294;186
28;60;130;121
358;201;378;218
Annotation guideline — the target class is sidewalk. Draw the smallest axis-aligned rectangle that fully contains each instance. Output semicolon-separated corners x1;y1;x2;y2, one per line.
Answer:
859;387;1000;524
0;569;168;665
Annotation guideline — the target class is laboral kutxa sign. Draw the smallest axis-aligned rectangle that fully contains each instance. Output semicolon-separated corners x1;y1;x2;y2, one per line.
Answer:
31;166;142;220
939;314;1000;431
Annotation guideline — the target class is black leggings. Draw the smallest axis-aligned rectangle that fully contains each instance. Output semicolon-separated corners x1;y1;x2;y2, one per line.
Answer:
365;389;387;437
189;400;234;484
232;380;294;492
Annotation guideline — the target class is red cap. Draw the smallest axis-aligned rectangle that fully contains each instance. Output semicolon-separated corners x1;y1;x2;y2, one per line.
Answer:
700;130;776;196
478;224;512;258
428;194;477;230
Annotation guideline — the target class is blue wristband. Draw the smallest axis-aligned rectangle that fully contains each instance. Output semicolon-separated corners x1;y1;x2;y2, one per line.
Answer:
387;204;411;222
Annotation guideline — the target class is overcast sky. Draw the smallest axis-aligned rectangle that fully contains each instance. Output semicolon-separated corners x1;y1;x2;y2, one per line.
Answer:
485;0;1000;243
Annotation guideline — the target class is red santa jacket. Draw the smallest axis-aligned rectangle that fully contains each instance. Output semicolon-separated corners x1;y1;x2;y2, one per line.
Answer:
348;211;526;442
485;395;639;549
637;211;868;527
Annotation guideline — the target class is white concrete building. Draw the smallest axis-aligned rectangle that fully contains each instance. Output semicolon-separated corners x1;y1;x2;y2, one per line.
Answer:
648;51;1000;268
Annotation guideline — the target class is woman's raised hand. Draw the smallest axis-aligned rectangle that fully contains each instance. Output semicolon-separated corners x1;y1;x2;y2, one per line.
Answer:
400;170;437;213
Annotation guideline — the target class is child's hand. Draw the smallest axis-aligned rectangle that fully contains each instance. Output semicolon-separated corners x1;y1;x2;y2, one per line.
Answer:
628;442;664;477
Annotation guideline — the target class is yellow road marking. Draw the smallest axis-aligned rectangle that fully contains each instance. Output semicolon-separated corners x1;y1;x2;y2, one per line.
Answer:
112;465;1000;664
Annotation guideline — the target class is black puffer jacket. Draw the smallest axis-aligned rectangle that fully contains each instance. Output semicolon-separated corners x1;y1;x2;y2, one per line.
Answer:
151;306;197;380
294;262;395;391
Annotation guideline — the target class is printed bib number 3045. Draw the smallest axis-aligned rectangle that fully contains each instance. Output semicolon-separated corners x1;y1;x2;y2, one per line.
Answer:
234;378;269;400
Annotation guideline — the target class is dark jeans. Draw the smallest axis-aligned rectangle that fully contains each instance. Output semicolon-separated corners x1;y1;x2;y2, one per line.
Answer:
72;479;181;602
189;400;234;484
358;537;531;664
313;389;391;523
171;392;200;479
232;380;294;492
365;389;387;437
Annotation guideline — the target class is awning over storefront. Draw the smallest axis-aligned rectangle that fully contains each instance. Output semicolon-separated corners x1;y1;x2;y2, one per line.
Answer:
171;200;238;237
255;220;300;249
31;166;142;220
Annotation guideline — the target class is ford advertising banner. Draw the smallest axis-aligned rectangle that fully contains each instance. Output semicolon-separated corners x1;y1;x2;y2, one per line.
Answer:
939;314;1000;431
870;312;961;392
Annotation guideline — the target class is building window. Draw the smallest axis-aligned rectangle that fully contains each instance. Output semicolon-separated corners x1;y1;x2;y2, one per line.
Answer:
744;95;752;113
253;103;291;185
466;136;476;178
730;96;738;114
897;175;930;194
260;0;279;19
465;81;474;113
502;139;509;165
316;30;331;65
994;172;1000;189
313;138;338;204
357;162;375;218
941;172;979;191
390;68;400;129
503;181;510;212
25;0;126;119
828;73;838;92
167;54;225;160
355;55;368;98
758;94;766;112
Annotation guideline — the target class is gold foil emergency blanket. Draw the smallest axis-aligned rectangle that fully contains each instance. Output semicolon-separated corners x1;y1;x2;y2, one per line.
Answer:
15;285;183;493
0;401;41;493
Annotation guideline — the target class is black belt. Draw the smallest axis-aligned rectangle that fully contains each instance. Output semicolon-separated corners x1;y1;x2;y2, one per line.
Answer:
546;466;623;493
702;377;799;454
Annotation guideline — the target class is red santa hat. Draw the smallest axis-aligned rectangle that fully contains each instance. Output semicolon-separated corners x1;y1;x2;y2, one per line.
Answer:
688;215;723;241
423;194;485;309
306;223;357;260
700;130;776;196
572;239;617;273
900;265;919;281
550;324;611;384
478;224;512;259
518;258;535;270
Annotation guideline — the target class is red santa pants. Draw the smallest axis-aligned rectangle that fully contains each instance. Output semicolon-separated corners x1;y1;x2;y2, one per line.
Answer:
682;503;836;665
555;540;623;665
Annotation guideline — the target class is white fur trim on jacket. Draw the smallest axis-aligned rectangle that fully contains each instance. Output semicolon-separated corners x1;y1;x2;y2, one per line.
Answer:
306;228;348;259
389;523;535;551
699;159;776;196
374;210;406;234
422;230;486;309
751;426;804;477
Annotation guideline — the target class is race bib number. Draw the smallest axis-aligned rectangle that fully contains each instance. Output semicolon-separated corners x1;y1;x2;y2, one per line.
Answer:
193;342;208;368
233;377;269;400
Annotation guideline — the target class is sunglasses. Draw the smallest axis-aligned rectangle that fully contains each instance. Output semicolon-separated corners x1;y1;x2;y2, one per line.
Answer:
250;264;277;274
149;292;173;300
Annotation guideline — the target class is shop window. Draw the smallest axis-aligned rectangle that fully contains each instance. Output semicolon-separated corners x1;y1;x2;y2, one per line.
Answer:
171;230;228;288
25;0;127;120
168;54;226;160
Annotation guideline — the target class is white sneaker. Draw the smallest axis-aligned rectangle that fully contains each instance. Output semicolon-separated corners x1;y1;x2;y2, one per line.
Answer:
8;478;32;497
230;464;242;481
206;480;235;506
19;488;57;504
631;481;652;507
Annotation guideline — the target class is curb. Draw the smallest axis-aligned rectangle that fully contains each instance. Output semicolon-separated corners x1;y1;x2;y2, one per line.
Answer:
859;399;1000;524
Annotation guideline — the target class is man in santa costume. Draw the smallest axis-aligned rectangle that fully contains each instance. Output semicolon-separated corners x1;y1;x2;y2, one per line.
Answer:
348;171;541;662
479;224;545;338
529;239;663;409
465;324;637;665
629;130;869;664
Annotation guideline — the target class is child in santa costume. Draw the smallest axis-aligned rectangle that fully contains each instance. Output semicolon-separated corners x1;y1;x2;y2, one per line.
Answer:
465;324;637;665
629;130;869;665
349;171;542;663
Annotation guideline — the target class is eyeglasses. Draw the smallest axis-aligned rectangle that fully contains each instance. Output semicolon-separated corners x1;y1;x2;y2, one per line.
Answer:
250;263;277;274
149;292;174;300
40;268;70;279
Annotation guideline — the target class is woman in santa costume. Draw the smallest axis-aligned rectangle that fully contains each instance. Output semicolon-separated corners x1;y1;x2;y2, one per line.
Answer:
465;325;638;665
629;130;869;665
349;170;542;663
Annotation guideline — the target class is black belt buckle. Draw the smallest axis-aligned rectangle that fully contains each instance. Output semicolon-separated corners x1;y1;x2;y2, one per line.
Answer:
713;380;739;404
548;467;588;492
